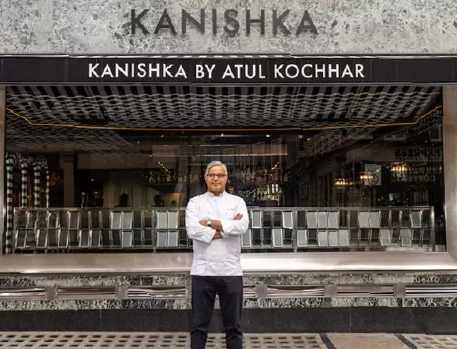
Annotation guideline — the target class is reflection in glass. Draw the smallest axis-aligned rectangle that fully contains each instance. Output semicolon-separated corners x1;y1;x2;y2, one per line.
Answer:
5;85;445;252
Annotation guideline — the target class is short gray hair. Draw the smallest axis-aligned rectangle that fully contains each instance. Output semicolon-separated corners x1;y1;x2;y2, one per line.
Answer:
205;161;228;175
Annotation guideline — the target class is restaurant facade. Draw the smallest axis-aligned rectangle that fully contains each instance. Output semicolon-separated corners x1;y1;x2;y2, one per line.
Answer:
0;0;457;332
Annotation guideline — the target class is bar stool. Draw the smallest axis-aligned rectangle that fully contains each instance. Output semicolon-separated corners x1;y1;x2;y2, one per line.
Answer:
244;210;262;248
13;209;29;249
156;210;179;248
357;210;381;246
379;210;392;246
310;211;339;247
326;211;340;247
87;210;102;248
23;210;39;249
305;211;318;246
271;211;294;248
167;211;179;247
46;210;60;248
35;211;48;249
63;210;81;248
79;210;90;248
296;210;308;247
410;210;423;246
122;211;134;248
132;211;144;247
109;211;134;248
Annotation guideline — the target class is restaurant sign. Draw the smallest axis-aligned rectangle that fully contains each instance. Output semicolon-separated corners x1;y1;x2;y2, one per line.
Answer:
88;61;365;80
128;8;319;36
0;56;457;85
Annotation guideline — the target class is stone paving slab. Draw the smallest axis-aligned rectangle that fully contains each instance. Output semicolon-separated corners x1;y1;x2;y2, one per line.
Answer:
0;332;327;348
327;333;410;349
402;334;457;349
1;331;457;348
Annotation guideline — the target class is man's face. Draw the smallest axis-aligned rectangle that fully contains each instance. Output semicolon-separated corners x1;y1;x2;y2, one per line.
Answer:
205;165;228;195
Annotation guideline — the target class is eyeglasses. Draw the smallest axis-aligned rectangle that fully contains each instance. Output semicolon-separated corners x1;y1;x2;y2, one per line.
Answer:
206;173;227;179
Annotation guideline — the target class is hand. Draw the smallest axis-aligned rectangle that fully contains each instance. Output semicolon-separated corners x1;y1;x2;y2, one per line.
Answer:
234;213;243;220
199;219;223;231
208;220;222;231
213;231;223;240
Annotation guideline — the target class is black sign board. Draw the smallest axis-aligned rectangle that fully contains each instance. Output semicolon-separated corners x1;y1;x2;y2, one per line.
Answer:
0;55;456;85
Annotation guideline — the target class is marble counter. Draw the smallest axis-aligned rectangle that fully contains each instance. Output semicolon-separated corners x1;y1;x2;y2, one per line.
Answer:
0;272;456;311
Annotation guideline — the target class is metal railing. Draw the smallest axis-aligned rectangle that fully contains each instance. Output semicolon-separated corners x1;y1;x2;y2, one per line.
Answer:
12;206;435;253
0;282;455;301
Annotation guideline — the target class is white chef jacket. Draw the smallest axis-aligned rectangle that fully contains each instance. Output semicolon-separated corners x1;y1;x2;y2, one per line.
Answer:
185;191;249;276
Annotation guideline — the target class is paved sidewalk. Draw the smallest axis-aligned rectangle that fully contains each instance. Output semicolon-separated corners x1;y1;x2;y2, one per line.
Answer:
0;332;454;348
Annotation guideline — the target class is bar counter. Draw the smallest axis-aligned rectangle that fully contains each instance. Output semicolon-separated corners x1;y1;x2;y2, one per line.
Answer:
0;251;455;275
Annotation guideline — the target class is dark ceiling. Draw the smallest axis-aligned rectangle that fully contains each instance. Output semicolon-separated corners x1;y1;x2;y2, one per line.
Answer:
5;84;442;156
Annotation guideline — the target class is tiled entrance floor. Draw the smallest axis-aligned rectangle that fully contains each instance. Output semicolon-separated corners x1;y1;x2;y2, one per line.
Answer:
0;332;455;348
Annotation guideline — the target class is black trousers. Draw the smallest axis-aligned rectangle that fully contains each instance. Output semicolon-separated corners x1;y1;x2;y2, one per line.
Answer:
191;275;243;349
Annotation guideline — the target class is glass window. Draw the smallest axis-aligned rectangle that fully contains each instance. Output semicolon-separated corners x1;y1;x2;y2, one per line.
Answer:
5;85;444;252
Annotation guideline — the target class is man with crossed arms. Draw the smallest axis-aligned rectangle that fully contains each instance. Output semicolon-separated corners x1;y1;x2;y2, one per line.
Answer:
185;160;249;349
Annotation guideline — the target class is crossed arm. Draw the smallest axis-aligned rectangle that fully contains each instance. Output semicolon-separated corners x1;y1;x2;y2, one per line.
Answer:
186;198;249;243
199;213;243;239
